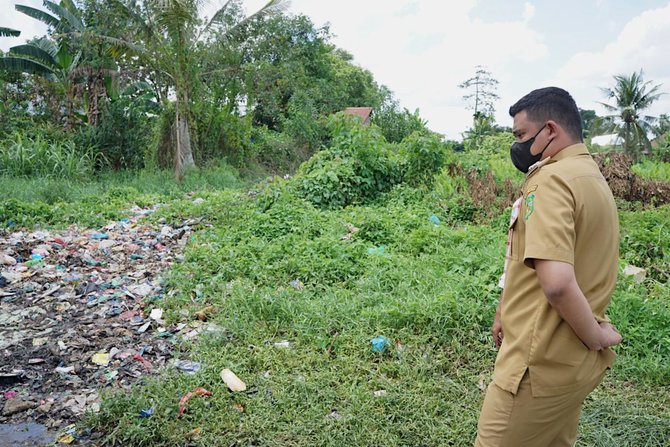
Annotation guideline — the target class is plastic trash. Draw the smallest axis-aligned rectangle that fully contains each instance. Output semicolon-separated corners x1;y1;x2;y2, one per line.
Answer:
428;215;441;225
370;336;390;354
289;279;304;290
139;407;155;418
220;369;246;392
149;308;163;321
91;352;110;366
91;233;109;240
174;360;201;375
367;246;385;255
1;254;17;265
178;387;212;417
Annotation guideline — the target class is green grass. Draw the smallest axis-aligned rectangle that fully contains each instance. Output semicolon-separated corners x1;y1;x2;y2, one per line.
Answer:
81;185;670;446
632;160;670;182
0;164;242;229
3;144;667;445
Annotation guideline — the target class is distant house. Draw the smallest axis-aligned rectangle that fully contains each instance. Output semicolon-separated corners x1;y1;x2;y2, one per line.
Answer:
343;107;373;126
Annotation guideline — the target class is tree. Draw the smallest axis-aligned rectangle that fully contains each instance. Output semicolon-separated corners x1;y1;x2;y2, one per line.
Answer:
598;70;665;161
459;65;500;149
459;65;500;118
579;108;597;140
107;0;289;179
0;1;119;128
0;1;88;129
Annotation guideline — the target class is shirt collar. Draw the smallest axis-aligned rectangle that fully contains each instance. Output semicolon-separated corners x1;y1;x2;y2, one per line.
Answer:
526;143;589;176
550;143;590;162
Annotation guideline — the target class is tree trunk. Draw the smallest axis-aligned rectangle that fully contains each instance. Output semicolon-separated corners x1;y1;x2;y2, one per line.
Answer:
174;95;195;180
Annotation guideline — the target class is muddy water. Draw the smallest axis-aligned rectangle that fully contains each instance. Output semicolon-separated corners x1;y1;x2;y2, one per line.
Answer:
0;423;54;446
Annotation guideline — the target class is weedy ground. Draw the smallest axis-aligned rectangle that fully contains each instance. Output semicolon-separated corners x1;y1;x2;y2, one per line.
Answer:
3;160;669;446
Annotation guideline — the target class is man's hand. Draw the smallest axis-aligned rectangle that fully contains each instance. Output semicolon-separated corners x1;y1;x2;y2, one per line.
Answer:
535;259;623;351
492;310;503;349
598;321;622;350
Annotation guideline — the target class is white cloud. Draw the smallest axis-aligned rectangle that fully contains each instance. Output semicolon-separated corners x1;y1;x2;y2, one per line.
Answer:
551;2;670;120
289;0;548;138
0;0;48;52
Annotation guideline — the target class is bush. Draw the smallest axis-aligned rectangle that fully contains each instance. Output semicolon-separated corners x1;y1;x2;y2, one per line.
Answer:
631;160;670;183
75;97;154;170
194;104;253;167
292;113;401;209
251;126;307;174
399;131;447;186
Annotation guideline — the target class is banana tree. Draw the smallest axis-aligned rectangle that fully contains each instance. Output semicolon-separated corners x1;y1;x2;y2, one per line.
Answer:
0;37;83;129
107;0;289;179
0;1;117;127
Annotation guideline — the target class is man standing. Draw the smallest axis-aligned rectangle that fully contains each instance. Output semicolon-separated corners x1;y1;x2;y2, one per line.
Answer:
475;87;622;446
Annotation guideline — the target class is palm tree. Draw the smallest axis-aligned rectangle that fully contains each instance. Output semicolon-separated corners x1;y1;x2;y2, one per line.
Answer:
598;70;665;161
106;0;289;179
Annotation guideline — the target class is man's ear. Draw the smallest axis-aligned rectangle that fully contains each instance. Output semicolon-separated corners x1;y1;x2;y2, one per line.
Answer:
546;120;560;138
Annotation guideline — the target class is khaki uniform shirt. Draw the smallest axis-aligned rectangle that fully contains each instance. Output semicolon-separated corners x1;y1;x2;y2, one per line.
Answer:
493;143;618;397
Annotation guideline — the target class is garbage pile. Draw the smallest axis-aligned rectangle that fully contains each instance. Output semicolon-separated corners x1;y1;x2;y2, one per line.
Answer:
0;204;203;434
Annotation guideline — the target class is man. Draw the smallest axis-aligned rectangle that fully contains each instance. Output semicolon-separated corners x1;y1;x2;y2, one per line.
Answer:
475;87;623;447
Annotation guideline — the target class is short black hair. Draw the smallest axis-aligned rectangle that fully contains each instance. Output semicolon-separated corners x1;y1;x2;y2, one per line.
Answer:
509;87;583;141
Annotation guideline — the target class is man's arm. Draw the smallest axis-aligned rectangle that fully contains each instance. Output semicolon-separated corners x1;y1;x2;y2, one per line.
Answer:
534;259;621;350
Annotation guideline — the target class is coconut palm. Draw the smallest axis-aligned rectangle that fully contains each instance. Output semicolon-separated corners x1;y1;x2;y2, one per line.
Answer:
105;0;289;179
598;70;665;161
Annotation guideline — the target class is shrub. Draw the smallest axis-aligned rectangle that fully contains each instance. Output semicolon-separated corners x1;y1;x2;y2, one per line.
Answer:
251;126;307;174
75;97;154;170
631;160;670;183
398;131;447;186
292;113;401;209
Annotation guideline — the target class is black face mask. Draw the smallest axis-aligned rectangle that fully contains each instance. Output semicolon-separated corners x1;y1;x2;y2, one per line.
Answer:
510;124;552;173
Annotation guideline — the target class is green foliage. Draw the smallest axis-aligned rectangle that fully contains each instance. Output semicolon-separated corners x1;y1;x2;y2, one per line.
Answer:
0;132;98;180
372;99;429;144
292;113;400;209
651;133;670;163
75;96;154;170
619;206;670;282
0;164;241;228
194;103;253;166
251;126;306;174
398;131;447;186
86;159;670;446
631;159;670;182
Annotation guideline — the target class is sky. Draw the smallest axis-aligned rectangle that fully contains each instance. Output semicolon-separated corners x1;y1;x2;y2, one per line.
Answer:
2;0;670;140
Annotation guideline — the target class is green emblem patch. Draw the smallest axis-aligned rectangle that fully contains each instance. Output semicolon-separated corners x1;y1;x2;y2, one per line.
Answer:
524;194;535;220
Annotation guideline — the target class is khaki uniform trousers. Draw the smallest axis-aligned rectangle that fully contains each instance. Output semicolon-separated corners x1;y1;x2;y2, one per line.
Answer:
475;369;607;447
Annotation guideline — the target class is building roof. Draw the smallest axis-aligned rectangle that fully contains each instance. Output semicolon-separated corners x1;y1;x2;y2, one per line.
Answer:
343;107;373;125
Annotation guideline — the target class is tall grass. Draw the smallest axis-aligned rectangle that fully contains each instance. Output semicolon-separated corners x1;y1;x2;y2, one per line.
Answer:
0;132;99;180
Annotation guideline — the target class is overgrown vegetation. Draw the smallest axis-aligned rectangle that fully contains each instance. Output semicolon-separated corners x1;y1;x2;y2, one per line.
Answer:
72;126;670;446
1;2;669;446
